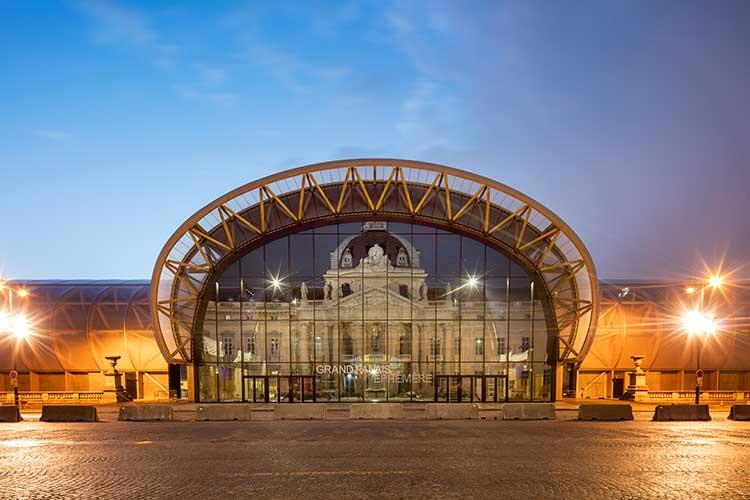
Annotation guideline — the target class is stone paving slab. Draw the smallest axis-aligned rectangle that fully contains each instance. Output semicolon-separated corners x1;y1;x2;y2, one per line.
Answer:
1;419;749;499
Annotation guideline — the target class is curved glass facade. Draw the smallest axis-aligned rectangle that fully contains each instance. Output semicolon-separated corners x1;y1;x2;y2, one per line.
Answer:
196;221;555;402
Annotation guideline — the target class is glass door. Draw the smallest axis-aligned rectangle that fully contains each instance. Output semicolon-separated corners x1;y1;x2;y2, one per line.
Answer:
253;377;267;403
484;376;497;402
243;376;269;403
448;376;461;402
435;376;449;402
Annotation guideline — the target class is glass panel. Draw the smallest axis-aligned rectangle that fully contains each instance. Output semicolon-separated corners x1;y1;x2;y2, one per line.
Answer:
198;364;218;402
509;362;532;401
218;364;242;401
241;247;265;277
436;234;461;277
290;233;314;278
461;237;485;277
486;248;509;277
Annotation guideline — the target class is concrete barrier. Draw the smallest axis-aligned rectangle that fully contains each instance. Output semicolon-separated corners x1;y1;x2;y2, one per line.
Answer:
118;405;174;421
0;406;22;422
477;404;503;420
250;406;275;421
350;403;402;419
653;404;711;421
728;404;750;421
578;404;633;421
275;404;326;420
426;404;479;420
40;405;98;422
502;403;556;420
324;405;351;420
195;404;250;421
401;404;427;420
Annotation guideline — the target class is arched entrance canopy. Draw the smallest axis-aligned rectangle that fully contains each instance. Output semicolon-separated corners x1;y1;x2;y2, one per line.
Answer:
150;159;599;365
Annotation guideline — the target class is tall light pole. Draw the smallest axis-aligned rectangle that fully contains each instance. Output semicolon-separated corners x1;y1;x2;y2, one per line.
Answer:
0;281;31;408
681;309;716;405
682;272;724;405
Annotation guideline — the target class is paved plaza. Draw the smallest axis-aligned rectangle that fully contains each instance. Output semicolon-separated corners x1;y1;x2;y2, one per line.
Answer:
1;412;749;500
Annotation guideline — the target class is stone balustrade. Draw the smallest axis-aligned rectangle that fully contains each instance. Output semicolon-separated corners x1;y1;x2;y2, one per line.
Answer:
0;391;104;404
646;390;748;402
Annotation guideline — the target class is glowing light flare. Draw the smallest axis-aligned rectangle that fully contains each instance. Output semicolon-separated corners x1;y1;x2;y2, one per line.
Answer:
0;310;33;339
16;289;29;298
11;314;31;339
708;275;724;289
685;286;696;295
445;274;483;297
681;310;717;336
267;273;286;291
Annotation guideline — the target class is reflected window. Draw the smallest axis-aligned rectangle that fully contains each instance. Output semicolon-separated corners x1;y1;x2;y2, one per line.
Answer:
497;337;506;355
399;335;411;355
474;338;484;356
246;337;255;355
430;338;442;357
222;337;233;357
342;332;353;357
270;337;280;356
520;336;530;352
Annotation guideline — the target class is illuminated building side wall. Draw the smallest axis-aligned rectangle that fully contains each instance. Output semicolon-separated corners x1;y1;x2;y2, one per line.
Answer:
0;282;169;400
577;289;750;398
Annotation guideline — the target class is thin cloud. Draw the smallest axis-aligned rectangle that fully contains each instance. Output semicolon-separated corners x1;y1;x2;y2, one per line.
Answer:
174;85;238;107
242;41;348;93
33;129;71;141
70;0;179;67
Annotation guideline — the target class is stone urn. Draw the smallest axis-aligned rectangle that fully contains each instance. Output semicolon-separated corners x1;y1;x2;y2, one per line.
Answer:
623;355;649;401
104;355;131;403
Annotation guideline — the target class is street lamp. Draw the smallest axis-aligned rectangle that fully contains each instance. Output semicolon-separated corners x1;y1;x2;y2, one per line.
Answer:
0;283;31;408
681;309;717;405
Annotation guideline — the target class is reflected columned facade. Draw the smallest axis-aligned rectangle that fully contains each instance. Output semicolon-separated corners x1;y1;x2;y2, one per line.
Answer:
197;221;553;403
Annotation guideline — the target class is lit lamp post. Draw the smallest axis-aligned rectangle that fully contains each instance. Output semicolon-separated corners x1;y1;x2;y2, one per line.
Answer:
0;282;31;408
681;309;716;405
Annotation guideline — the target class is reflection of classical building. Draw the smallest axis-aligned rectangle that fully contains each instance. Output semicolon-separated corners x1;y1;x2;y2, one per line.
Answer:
198;222;547;403
2;159;749;403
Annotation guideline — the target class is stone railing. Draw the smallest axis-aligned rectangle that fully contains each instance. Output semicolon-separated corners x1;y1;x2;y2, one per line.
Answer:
0;391;105;404
647;390;748;402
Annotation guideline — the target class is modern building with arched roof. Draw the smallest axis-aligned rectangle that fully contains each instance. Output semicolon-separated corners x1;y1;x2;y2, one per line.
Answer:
150;159;599;402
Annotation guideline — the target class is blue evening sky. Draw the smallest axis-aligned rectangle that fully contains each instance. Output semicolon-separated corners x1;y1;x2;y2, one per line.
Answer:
1;1;748;280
